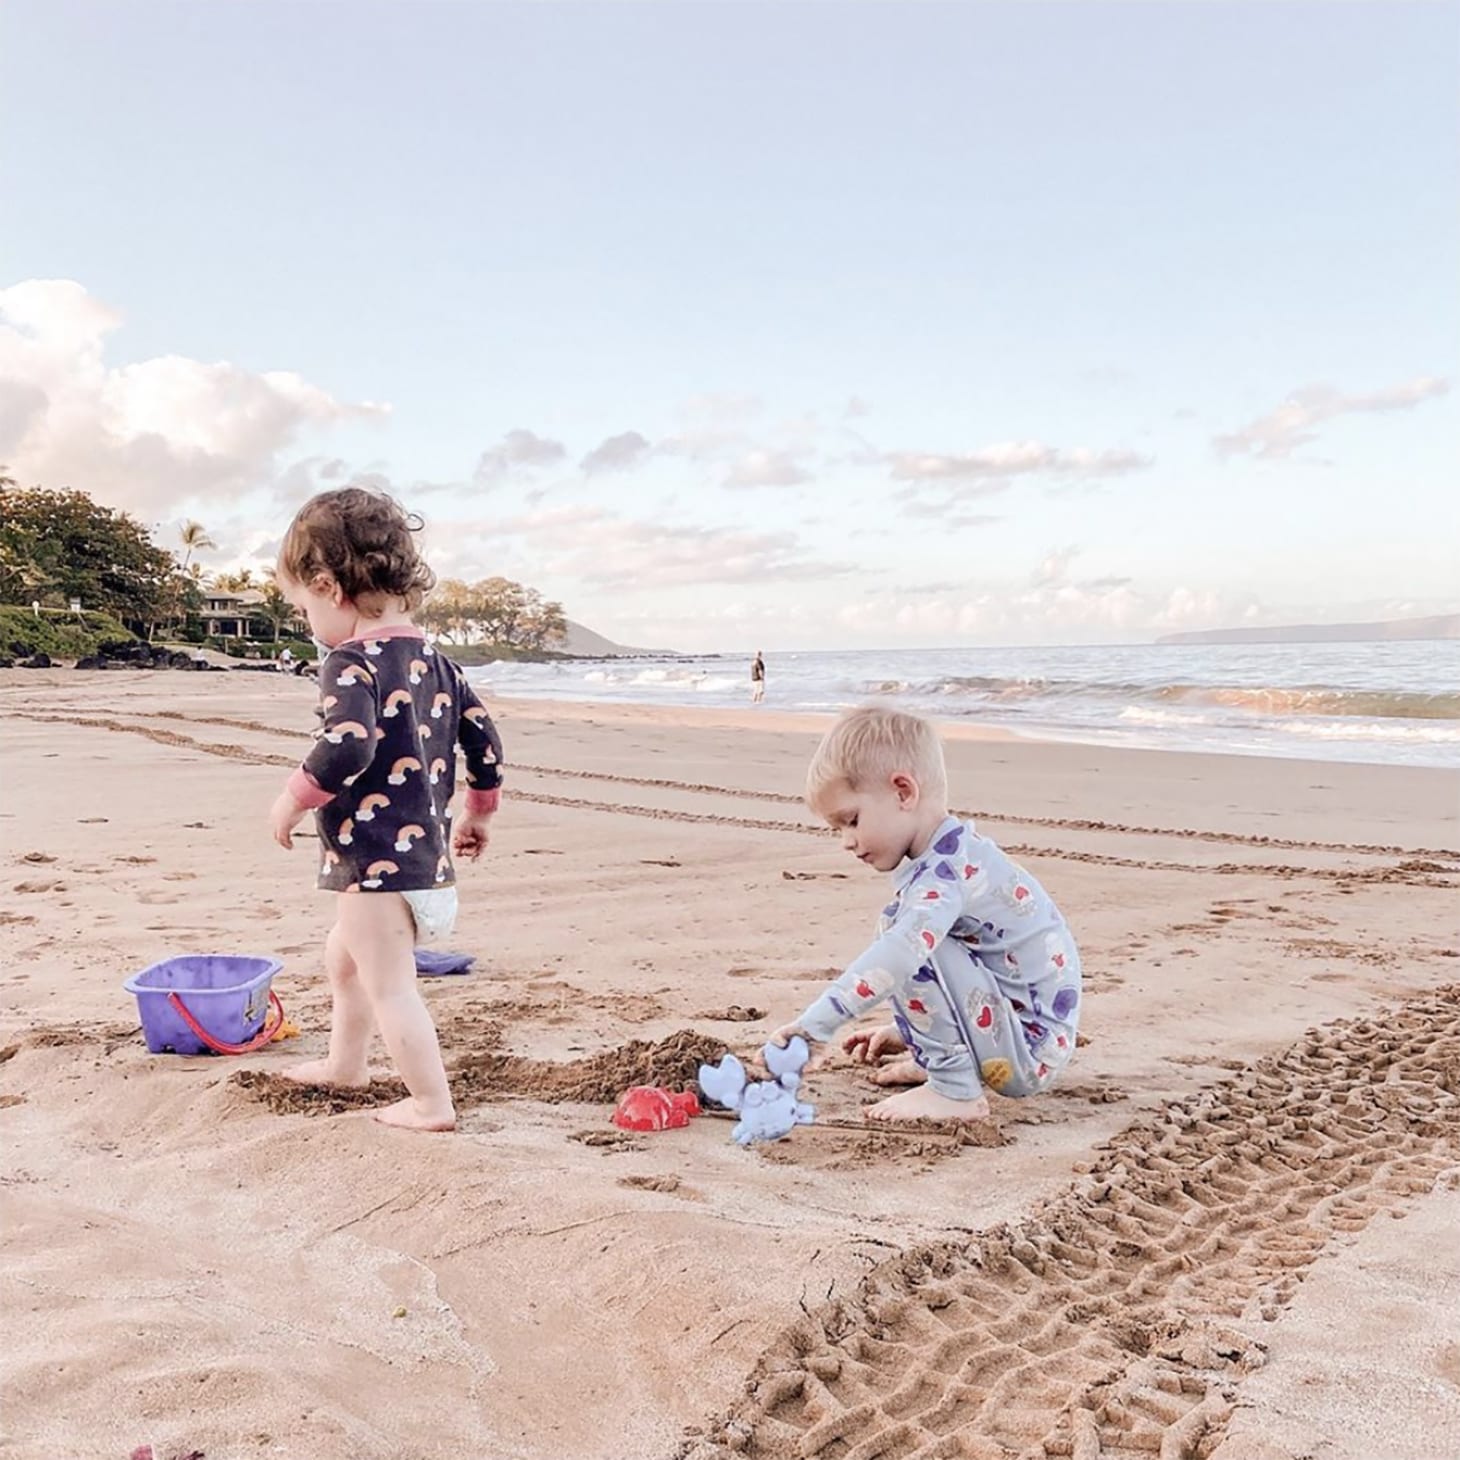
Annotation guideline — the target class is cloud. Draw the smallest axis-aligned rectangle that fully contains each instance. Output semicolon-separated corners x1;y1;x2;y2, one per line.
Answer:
1214;376;1450;460
833;575;1259;643
1034;546;1080;586
885;442;1152;483
897;490;1006;527
0;279;387;517
580;430;651;475
723;449;814;489
477;503;857;588
473;428;567;484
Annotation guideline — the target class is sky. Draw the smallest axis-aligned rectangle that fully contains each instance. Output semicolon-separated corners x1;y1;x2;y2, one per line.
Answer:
1;0;1456;651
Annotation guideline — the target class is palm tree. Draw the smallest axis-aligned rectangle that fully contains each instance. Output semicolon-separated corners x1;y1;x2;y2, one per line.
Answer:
258;583;296;643
178;520;216;573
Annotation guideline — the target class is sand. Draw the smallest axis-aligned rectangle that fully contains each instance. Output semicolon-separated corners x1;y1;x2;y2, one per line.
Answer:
0;667;1457;1460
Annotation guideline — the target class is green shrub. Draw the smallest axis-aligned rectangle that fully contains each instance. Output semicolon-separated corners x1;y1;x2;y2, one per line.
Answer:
449;641;573;666
0;605;137;660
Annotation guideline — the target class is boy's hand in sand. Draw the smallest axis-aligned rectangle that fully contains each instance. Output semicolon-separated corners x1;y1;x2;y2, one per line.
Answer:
766;1023;826;1072
843;1024;907;1065
269;790;309;850
769;1021;809;1049
453;812;493;862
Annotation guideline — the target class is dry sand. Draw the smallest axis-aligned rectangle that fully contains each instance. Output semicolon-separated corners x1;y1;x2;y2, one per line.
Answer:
1;668;1457;1460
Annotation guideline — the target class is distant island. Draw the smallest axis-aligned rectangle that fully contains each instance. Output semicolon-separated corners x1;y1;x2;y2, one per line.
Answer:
1157;614;1458;646
448;618;669;666
558;619;662;656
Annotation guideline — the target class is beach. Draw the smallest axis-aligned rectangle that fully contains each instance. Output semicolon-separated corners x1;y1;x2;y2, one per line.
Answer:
2;668;1458;1460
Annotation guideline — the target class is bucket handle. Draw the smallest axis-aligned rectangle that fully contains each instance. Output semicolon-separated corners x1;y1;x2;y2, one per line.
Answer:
166;988;286;1055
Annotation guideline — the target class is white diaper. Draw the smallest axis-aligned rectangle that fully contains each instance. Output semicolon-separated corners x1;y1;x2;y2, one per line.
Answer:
401;887;459;942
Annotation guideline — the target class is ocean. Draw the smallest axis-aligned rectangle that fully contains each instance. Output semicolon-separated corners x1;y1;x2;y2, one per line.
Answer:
467;640;1460;769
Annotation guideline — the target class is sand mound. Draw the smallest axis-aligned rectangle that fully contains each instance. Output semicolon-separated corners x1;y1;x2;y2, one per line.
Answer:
233;1029;730;1117
232;1070;408;1115
693;1005;766;1022
452;1028;728;1105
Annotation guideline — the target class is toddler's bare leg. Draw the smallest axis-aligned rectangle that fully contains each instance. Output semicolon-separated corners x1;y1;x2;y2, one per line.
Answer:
338;893;455;1132
282;919;372;1086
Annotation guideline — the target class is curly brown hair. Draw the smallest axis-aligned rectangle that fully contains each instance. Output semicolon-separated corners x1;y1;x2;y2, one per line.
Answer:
278;488;437;613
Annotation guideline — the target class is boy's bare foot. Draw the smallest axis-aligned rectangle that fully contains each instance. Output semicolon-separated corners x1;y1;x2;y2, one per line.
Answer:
870;1056;928;1087
864;1086;992;1124
280;1058;369;1087
373;1096;456;1132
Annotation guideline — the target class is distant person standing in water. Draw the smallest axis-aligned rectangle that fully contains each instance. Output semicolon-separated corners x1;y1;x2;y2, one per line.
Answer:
751;651;766;703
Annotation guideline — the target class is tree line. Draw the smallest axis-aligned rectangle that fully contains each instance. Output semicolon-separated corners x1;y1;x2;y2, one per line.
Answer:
0;479;569;652
417;577;568;652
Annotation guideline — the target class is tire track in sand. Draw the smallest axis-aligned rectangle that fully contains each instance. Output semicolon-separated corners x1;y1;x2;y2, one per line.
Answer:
18;713;1458;887
679;986;1460;1460
157;710;1460;861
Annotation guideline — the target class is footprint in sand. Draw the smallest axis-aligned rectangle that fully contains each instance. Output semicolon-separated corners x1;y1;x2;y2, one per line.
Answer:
617;1174;701;1199
727;964;841;982
13;880;65;894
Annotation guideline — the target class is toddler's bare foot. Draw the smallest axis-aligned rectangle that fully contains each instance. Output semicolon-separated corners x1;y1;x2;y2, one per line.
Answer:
864;1086;992;1124
871;1057;928;1088
373;1096;456;1132
280;1057;369;1087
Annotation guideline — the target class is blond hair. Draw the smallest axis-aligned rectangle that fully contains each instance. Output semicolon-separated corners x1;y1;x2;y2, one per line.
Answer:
806;706;948;805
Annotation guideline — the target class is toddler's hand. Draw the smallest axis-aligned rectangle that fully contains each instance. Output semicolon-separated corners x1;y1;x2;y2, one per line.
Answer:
269;790;308;850
843;1024;907;1065
453;812;493;862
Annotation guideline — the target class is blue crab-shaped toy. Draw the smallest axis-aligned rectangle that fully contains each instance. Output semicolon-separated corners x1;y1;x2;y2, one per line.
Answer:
698;1037;815;1145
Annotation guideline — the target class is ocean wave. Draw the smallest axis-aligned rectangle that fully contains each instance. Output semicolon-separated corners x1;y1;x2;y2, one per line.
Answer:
1151;685;1460;720
1119;705;1460;744
867;674;1460;721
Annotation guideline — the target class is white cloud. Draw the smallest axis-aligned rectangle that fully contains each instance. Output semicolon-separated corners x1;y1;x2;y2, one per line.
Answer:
1214;376;1450;460
831;573;1264;645
458;502;856;589
0;279;386;517
885;441;1152;483
580;430;651;475
723;448;813;489
473;428;567;484
897;494;1005;530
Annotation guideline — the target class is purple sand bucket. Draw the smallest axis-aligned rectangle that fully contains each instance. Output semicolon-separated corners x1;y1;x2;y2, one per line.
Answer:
124;954;284;1055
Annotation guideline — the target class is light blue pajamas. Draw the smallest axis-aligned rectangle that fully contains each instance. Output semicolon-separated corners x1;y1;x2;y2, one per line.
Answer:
797;817;1081;1101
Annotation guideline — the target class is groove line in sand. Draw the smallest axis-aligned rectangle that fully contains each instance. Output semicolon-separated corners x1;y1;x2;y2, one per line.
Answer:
16;712;1458;886
118;709;1460;861
679;985;1460;1460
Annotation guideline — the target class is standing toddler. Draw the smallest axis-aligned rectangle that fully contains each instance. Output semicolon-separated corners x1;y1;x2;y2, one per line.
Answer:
268;488;503;1131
